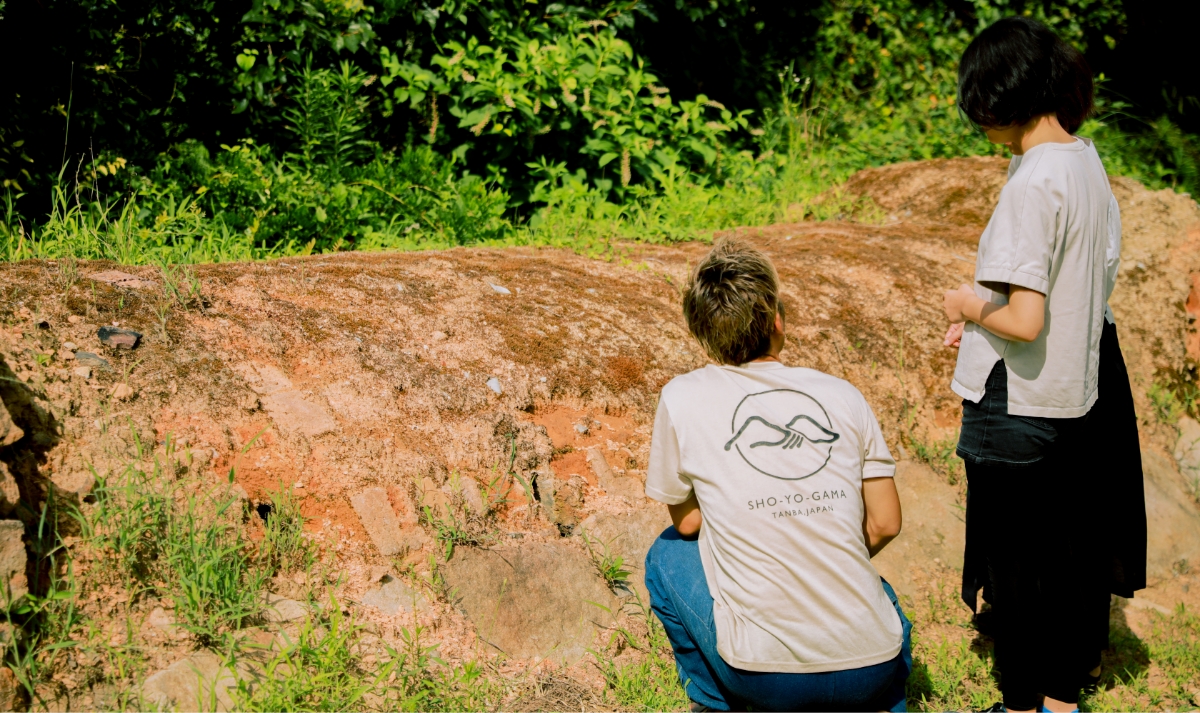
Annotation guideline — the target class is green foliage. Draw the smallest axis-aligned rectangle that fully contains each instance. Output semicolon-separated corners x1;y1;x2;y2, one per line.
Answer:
581;530;633;594
259;487;314;576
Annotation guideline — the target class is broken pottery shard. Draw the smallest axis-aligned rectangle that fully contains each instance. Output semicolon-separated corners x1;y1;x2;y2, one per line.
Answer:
486;377;502;395
98;326;142;350
351;487;409;556
488;282;511;295
0;401;23;448
73;351;110;370
260;390;336;438
442;542;618;663
0;521;27;604
88;270;157;290
360;576;428;615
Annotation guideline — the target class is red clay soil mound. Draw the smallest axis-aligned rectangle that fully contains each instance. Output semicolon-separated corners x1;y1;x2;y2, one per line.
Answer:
1;157;1199;693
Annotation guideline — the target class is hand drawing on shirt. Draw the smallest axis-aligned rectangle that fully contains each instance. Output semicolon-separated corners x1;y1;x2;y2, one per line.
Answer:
726;389;840;480
724;415;840;451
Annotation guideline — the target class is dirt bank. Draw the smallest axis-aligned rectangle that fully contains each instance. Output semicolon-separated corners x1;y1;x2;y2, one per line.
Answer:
2;157;1199;708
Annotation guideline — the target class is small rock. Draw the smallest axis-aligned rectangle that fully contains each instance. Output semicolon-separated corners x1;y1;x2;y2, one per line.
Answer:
98;326;142;350
110;383;135;401
145;606;177;635
73;351;110;370
67;315;83;324
56;349;75;362
0;667;16;712
0;463;19;516
239;393;260;412
72;366;92;380
0;521;27;603
486;377;502;395
586;288;598;295
574;423;589;435
360;576;428;616
431;331;448;341
50;470;96;507
62;341;77;351
0;402;23;448
263;593;307;623
489;282;512;295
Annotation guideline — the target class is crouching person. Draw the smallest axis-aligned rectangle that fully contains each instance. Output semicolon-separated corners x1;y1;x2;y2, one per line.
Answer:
643;240;911;712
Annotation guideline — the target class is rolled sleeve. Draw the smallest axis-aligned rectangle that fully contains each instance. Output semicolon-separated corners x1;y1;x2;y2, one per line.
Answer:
645;397;693;504
976;156;1060;297
859;393;896;480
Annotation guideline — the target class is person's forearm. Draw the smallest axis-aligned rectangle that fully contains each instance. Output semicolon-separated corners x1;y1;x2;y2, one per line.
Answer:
865;532;896;558
961;294;1043;342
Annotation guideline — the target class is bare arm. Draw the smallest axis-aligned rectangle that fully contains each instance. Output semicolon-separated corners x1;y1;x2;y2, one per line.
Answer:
668;493;703;537
862;477;901;558
943;284;1046;343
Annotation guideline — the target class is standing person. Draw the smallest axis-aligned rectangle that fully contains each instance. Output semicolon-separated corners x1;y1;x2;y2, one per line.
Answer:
643;239;911;712
942;16;1146;713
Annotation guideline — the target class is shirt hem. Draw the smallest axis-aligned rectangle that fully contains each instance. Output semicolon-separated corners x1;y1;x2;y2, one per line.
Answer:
715;640;903;674
1006;389;1098;418
951;379;984;404
644;485;691;506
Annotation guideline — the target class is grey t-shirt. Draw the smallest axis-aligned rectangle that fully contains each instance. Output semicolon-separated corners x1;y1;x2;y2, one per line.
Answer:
645;362;903;673
951;138;1121;418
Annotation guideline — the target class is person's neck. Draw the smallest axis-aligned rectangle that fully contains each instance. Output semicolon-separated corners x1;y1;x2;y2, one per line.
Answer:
1009;115;1076;156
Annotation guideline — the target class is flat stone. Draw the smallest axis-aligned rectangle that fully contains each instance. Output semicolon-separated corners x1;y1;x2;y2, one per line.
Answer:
351;488;410;557
576;506;673;600
142;652;237;712
360;576;428;615
72;366;92;380
61;341;77;351
1142;449;1200;580
486;377;502;394
0;520;27;603
67;315;83;324
263;593;307;623
97;326;142;350
870;460;966;599
73;351;110;370
56;349;75;362
488;282;511;295
88;270;157;290
0;401;22;448
431;331;448;341
442;542;618;664
260;390;337;438
110;383;135;401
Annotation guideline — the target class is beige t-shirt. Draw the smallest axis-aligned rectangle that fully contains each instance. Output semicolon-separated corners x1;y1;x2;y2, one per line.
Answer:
645;362;903;673
951;137;1119;417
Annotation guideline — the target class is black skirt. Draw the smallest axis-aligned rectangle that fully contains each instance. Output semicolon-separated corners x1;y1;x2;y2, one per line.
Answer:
957;320;1146;701
960;319;1146;610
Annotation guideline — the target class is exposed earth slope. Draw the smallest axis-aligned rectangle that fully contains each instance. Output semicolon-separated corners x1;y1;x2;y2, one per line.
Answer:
1;157;1199;709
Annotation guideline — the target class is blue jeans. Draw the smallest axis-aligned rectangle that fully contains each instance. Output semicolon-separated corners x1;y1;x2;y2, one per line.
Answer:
644;527;912;712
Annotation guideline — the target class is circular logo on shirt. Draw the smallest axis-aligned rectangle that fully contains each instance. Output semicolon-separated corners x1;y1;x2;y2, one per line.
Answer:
724;389;840;480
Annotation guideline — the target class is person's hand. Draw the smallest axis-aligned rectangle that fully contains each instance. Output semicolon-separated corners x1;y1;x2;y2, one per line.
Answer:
943;322;964;349
943;284;975;323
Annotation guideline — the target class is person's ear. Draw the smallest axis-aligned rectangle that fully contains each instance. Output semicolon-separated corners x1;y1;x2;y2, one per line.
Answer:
774;311;785;334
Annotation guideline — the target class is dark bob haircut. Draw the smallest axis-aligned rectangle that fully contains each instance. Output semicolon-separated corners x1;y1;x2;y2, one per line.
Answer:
958;17;1094;134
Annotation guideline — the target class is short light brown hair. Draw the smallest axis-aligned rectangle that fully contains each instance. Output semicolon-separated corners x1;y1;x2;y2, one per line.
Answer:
683;240;780;365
